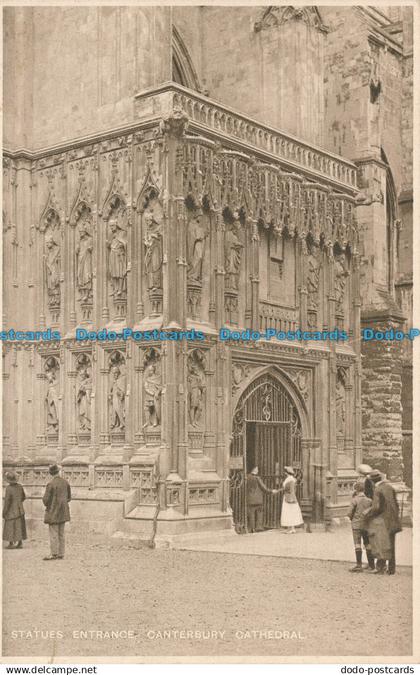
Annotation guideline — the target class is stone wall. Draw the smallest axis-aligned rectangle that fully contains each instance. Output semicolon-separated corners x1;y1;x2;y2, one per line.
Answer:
360;318;404;480
4;7;172;150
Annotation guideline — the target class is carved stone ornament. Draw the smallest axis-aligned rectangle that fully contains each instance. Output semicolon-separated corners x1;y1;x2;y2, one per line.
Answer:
159;108;189;138
254;6;329;33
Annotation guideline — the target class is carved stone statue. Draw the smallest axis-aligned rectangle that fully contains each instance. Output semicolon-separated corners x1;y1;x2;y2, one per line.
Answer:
45;234;61;307
76;217;93;303
144;208;163;291
109;364;126;431
108;219;127;298
76;361;92;432
307;246;321;310
334;254;349;313
45;360;59;433
187;212;207;283
224;211;244;291
336;373;346;436
187;353;206;427
143;362;162;427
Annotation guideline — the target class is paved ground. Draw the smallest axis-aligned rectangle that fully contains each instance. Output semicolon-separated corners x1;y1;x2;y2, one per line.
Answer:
2;537;412;659
173;523;413;566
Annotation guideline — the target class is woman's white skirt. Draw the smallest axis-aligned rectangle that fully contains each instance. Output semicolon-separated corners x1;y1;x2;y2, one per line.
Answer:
281;500;303;527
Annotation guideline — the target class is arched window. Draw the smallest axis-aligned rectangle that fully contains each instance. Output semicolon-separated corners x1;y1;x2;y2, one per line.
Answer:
172;25;201;91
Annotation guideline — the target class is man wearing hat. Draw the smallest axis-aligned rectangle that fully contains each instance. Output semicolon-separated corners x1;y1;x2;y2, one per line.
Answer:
3;472;27;549
246;466;278;533
363;469;402;574
42;465;71;561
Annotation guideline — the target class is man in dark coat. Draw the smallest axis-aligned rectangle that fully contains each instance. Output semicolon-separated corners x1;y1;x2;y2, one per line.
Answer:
42;464;71;561
246;466;277;533
3;472;27;548
363;469;402;575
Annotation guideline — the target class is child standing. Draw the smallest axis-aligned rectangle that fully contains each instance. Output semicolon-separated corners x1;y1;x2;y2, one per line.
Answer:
347;482;375;572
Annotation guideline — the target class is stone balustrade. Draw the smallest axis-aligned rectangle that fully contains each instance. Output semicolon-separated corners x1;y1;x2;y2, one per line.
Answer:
135;82;358;194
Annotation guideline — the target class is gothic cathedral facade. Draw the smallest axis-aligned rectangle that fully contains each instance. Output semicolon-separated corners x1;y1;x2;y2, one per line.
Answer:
3;6;412;540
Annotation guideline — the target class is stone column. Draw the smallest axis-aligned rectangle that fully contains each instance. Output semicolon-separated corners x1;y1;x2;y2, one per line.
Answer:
352;253;362;467
298;233;308;331
159;111;189;488
249;218;260;329
327;245;338;477
215;210;225;328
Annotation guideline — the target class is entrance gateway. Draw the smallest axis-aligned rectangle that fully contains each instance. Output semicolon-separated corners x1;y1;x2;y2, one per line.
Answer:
229;373;303;532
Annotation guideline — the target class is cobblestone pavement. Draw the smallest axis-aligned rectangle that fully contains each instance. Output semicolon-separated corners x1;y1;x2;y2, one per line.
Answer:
3;539;412;659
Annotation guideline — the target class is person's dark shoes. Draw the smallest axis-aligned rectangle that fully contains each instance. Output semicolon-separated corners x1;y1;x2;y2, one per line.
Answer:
6;543;15;549
56;555;64;559
43;555;58;561
16;541;23;549
373;568;385;575
349;565;363;572
366;552;375;569
387;569;395;575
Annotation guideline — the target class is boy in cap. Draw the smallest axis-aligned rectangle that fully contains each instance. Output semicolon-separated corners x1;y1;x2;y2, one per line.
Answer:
347;481;375;572
354;464;374;499
42;465;71;560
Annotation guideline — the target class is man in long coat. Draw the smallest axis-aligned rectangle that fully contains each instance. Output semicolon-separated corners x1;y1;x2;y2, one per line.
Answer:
363;469;402;575
42;465;71;561
246;466;277;533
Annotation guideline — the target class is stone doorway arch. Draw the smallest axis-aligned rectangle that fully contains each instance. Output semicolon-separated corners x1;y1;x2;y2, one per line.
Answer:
229;370;306;533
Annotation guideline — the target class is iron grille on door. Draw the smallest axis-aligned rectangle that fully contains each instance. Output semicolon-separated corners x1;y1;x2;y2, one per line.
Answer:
229;373;303;532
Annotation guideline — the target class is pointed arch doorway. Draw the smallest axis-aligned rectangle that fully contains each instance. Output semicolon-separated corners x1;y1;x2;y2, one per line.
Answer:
229;372;304;533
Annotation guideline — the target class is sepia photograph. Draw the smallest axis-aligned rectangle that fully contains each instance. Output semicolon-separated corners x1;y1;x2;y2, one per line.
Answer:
1;1;416;663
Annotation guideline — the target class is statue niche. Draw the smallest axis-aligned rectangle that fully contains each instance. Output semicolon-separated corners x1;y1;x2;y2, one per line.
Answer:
104;195;128;318
224;210;243;292
142;348;162;428
336;367;347;443
44;356;60;437
186;205;209;319
143;200;163;315
187;349;206;428
75;204;94;310
76;353;92;435
306;239;321;328
108;352;126;433
334;251;349;318
42;210;61;322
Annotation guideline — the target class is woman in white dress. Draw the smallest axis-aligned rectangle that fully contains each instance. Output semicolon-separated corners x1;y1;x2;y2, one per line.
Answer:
280;466;303;533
